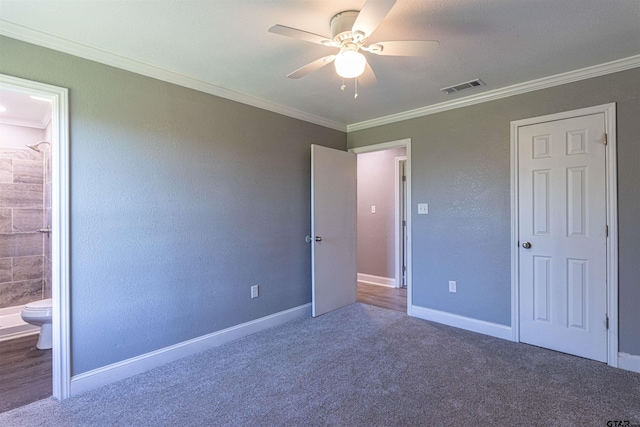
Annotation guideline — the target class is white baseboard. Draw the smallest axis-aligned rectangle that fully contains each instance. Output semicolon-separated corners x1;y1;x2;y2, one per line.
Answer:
357;273;396;288
618;352;640;374
70;303;311;396
411;305;513;341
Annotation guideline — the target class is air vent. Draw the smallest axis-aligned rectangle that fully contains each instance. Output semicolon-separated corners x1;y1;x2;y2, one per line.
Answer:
441;79;485;95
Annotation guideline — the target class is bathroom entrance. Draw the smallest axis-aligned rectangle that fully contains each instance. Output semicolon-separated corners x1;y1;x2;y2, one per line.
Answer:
0;74;70;409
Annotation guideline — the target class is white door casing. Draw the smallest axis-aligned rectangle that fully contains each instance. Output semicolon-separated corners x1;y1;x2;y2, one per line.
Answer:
0;74;71;398
511;104;618;365
311;145;357;317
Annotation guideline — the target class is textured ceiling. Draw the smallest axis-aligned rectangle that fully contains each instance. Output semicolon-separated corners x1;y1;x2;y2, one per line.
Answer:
0;0;639;128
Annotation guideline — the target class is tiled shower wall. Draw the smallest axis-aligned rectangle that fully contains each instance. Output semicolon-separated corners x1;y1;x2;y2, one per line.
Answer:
0;146;49;309
44;135;52;299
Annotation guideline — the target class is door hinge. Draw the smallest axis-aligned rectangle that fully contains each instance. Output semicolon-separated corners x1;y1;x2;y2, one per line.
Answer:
402;175;406;182
603;133;608;146
606;316;609;329
402;220;406;226
606;225;609;237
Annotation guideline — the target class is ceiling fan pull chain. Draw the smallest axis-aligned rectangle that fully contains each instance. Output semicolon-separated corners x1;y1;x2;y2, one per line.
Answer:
354;77;359;99
341;77;346;91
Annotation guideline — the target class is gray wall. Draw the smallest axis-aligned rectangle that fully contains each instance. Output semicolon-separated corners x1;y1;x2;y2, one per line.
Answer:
348;68;640;355
357;147;405;279
0;36;346;375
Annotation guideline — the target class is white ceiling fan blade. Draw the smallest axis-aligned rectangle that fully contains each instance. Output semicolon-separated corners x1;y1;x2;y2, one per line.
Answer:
358;62;377;87
268;25;332;45
370;40;439;56
352;0;397;37
287;55;336;79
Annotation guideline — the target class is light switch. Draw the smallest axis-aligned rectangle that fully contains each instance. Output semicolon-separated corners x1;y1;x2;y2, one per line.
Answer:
371;205;376;214
418;203;429;214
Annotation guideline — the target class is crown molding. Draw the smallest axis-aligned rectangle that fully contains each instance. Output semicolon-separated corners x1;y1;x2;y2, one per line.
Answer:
347;54;640;132
0;116;48;129
3;19;638;135
0;20;347;133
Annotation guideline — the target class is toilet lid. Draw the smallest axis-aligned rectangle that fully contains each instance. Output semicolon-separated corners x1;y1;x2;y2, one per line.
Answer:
25;298;53;310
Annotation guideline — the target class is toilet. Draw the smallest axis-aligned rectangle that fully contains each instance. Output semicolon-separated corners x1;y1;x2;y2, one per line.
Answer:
21;298;53;350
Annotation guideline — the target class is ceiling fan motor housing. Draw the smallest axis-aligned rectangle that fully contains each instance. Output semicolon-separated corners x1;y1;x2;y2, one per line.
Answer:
330;11;360;44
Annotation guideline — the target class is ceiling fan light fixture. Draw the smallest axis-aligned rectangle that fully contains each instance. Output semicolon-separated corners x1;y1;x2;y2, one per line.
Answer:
334;49;366;78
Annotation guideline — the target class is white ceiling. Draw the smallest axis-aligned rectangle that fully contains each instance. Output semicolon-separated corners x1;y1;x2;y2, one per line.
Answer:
0;0;639;130
0;87;52;128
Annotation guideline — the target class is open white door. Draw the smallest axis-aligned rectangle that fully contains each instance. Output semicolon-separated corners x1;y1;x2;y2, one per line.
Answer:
311;144;357;317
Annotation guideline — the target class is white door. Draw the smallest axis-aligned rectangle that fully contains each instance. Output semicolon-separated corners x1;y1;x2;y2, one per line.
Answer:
311;144;357;317
518;113;608;362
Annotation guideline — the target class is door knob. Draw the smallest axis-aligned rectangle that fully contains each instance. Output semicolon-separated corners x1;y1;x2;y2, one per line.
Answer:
522;242;532;249
315;236;322;242
305;235;322;242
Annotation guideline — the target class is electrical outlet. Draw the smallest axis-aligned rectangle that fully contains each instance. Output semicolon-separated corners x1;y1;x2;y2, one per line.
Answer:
418;203;429;214
251;285;259;299
371;205;376;214
449;281;457;293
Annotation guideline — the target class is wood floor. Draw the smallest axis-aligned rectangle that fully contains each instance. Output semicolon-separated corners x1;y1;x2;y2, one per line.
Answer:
357;282;407;312
0;334;51;413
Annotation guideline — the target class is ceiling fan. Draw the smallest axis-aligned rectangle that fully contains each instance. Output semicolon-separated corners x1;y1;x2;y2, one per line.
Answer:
268;0;439;97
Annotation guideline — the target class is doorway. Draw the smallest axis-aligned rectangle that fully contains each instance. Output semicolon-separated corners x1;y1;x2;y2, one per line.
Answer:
511;104;618;365
396;156;407;289
350;139;412;314
0;74;71;400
